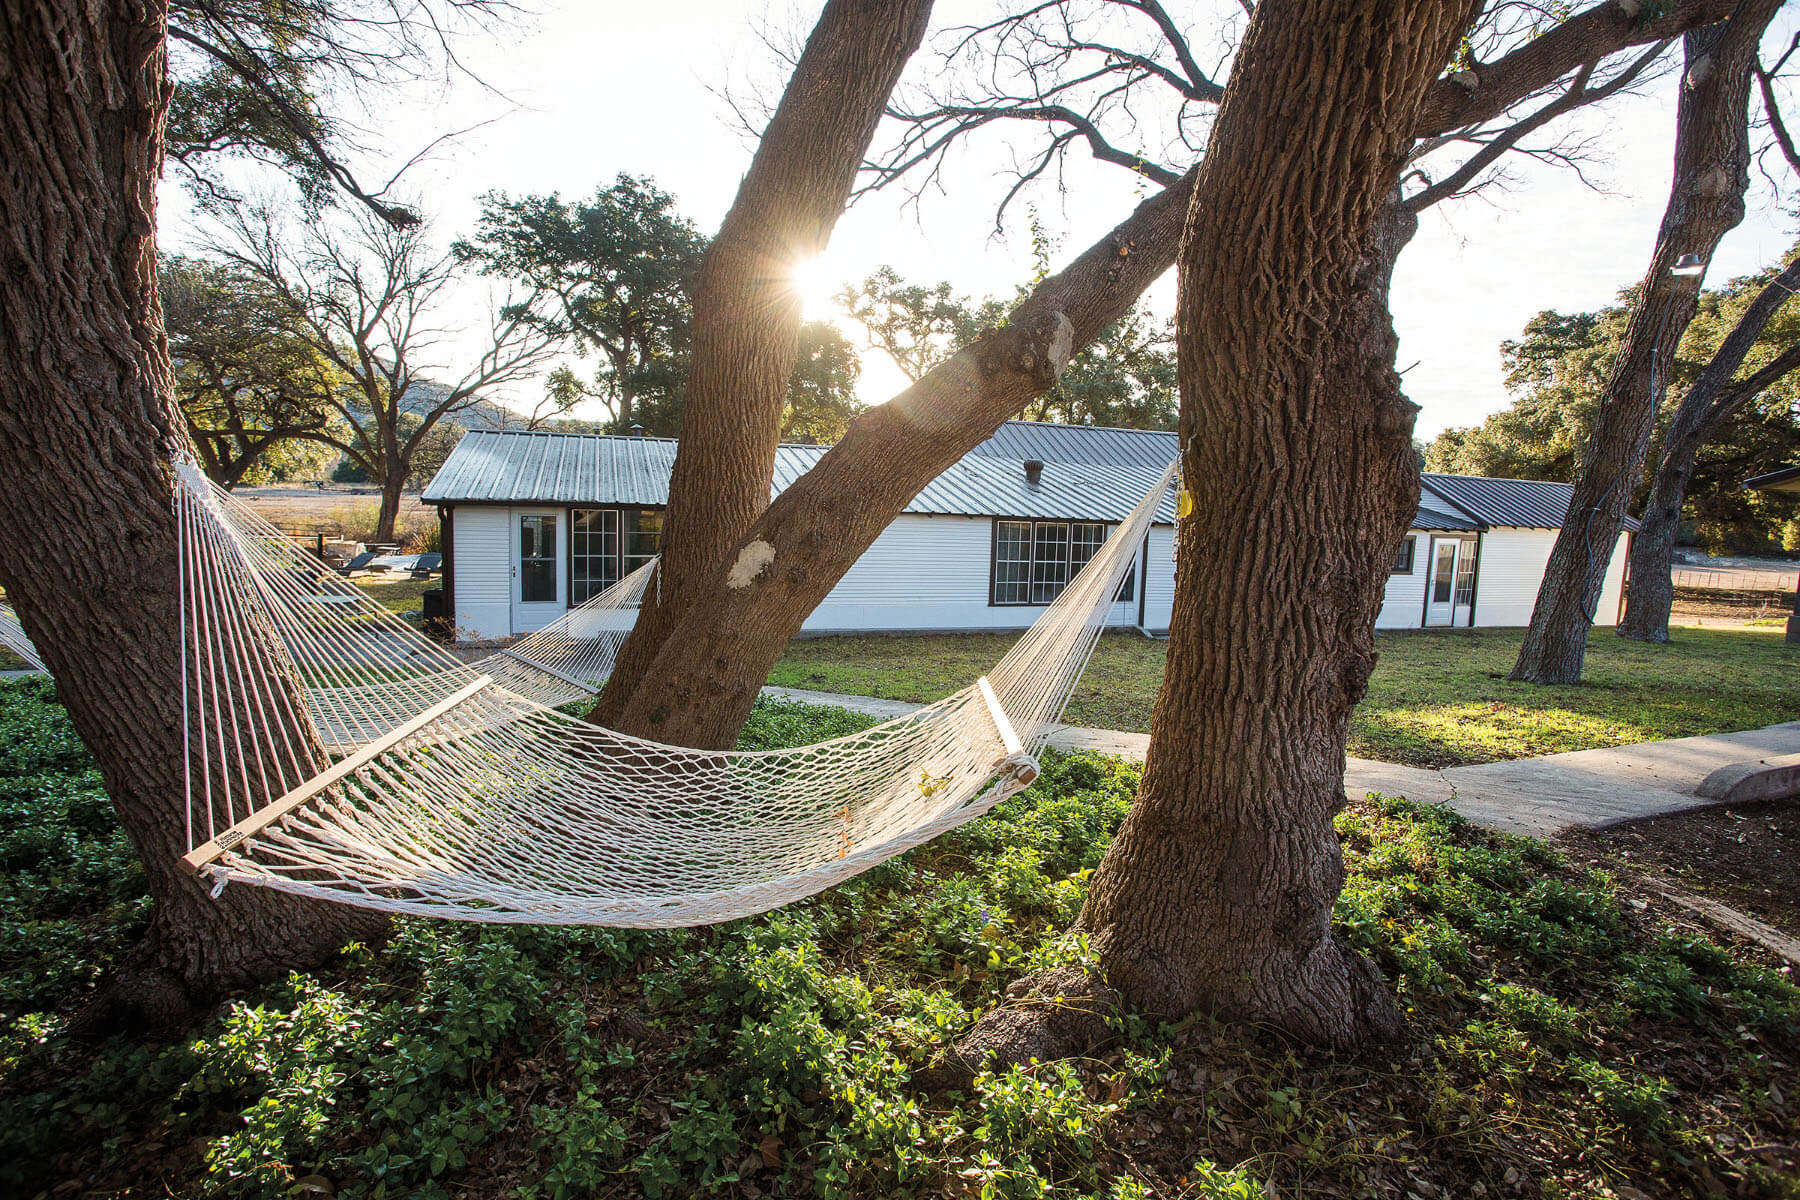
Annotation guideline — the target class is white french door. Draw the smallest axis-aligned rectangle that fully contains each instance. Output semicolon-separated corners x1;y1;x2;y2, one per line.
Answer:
1425;537;1476;627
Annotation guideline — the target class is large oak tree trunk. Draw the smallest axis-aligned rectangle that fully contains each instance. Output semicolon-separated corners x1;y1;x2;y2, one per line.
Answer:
1512;0;1778;683
592;0;935;735
1618;260;1800;642
1068;0;1478;1049
0;0;383;1032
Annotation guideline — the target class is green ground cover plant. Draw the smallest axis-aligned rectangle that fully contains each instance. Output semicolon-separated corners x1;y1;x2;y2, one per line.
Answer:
770;625;1800;766
0;677;1794;1197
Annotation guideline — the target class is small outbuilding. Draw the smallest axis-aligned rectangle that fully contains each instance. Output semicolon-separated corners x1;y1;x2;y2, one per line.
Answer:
422;422;1632;642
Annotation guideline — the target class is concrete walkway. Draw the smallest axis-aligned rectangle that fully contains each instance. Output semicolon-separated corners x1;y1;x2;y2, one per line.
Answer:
760;685;1800;838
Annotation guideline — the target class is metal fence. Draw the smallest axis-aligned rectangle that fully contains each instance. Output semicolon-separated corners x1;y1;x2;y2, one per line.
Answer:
1671;565;1800;593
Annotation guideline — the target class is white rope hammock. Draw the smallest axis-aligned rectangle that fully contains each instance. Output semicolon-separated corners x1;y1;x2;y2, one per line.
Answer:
173;457;1175;926
0;599;47;673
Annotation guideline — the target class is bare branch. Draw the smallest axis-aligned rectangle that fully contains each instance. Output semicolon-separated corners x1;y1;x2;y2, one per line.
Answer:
1407;39;1668;211
1755;37;1800;177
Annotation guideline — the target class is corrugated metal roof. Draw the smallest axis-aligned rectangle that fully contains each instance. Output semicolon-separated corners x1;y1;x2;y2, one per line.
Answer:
1745;464;1800;494
423;429;680;506
1413;497;1484;532
1421;473;1640;531
425;425;1619;533
426;429;1176;523
970;421;1179;468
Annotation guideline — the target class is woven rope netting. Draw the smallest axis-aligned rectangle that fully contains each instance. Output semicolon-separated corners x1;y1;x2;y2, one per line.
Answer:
0;599;47;673
176;458;1176;926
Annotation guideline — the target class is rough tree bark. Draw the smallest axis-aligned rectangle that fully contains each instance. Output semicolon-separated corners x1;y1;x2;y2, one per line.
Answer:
0;0;384;1032
1511;0;1781;683
591;0;935;731
1061;0;1481;1049
1618;258;1800;641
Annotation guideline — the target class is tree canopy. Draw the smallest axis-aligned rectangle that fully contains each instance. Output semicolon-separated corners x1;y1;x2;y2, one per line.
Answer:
1429;265;1800;552
454;176;708;431
161;254;344;487
166;0;519;224
838;266;1176;430
209;203;561;539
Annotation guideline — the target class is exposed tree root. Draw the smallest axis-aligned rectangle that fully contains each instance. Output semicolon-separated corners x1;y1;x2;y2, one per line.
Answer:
915;965;1118;1091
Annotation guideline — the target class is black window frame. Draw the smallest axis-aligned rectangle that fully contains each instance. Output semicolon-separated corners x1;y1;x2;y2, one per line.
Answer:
990;517;1134;607
568;504;665;607
1392;535;1416;575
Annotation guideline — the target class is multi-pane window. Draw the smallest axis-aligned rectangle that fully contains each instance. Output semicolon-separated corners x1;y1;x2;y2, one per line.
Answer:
623;509;663;576
569;507;662;606
1392;536;1415;574
994;521;1033;604
1031;522;1070;603
994;519;1130;606
571;509;620;604
1453;541;1477;608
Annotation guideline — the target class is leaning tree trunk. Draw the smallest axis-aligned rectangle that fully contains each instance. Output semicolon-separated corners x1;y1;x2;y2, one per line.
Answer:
606;178;1193;748
1619;260;1800;641
1512;0;1778;683
0;0;384;1032
592;0;935;734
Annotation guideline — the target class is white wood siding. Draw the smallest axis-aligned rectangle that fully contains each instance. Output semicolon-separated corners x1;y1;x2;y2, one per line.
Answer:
1142;526;1175;633
452;507;512;640
1472;528;1629;628
1596;530;1630;626
452;506;1632;638
800;514;1142;634
1375;532;1429;629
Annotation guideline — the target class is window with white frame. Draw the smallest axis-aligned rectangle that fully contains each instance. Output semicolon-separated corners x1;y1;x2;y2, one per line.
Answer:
570;507;662;605
571;509;620;604
993;519;1130;605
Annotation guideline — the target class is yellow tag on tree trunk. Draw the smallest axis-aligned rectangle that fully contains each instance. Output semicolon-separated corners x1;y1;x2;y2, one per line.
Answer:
1176;486;1194;519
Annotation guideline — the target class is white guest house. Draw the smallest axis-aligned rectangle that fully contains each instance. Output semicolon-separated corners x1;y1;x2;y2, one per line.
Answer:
422;422;1632;642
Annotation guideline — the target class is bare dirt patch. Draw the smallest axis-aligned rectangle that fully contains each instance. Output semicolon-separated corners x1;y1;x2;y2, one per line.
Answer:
1562;799;1800;940
1670;586;1796;628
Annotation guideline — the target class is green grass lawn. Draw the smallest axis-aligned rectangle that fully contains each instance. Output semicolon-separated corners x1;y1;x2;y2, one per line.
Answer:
350;574;435;617
771;625;1800;767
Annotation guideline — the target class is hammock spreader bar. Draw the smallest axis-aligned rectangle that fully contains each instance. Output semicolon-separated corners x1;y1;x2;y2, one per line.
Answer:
182;675;493;875
497;645;599;696
977;674;1037;787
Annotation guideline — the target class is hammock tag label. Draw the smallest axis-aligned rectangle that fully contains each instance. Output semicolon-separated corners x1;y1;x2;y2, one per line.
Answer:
216;830;245;851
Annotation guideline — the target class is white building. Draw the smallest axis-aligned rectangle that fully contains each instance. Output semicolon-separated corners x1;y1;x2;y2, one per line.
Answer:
422;423;1632;642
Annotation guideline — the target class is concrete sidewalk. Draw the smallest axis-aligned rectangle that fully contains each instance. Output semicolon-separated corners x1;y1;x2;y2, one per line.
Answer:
760;685;1800;838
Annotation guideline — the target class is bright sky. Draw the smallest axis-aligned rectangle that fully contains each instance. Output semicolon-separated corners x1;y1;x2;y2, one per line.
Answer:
159;1;1800;441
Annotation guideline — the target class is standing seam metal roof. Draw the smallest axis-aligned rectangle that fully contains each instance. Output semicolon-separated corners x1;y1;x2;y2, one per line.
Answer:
424;429;1178;523
1420;473;1640;531
423;423;1626;532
